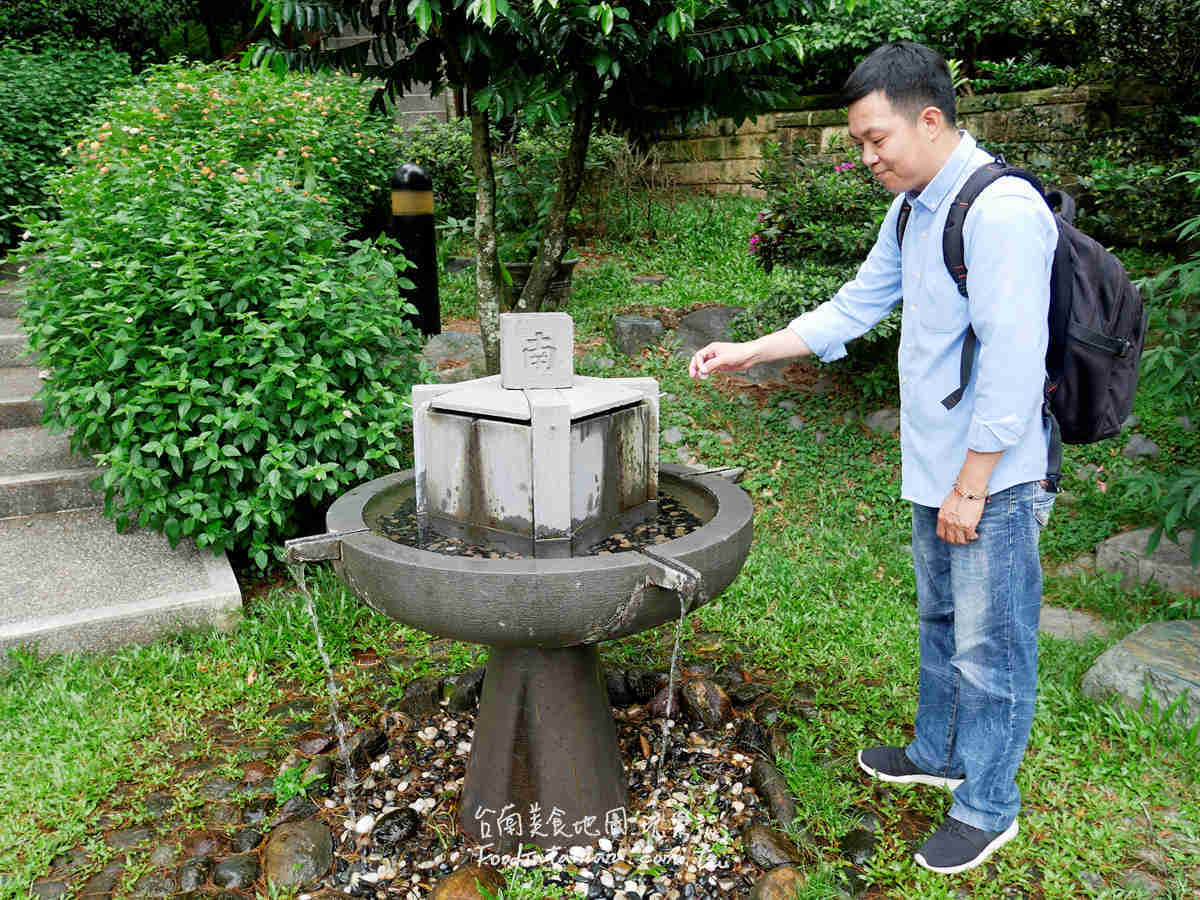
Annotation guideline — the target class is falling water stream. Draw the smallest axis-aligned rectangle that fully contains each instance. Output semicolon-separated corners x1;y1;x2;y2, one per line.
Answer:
286;560;358;819
646;558;702;786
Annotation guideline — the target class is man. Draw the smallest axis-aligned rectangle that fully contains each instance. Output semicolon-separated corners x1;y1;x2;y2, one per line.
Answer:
687;41;1057;875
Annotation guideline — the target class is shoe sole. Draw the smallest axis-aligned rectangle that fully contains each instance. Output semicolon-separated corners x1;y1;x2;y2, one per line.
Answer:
857;750;964;792
913;819;1019;875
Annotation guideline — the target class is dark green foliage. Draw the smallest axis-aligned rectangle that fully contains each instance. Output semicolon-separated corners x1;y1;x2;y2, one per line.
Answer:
0;0;192;60
0;42;132;247
749;145;893;270
15;63;423;570
394;116;475;222
971;56;1074;93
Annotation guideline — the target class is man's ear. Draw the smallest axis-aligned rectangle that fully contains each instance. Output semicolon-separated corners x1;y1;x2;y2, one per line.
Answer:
918;105;945;140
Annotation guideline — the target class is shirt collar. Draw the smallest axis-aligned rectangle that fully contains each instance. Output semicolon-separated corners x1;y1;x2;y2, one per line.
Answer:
906;131;976;212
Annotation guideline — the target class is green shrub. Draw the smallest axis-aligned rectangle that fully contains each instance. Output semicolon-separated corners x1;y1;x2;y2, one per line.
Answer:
16;62;423;570
1121;169;1200;567
394;115;475;223
0;0;191;59
0;41;132;247
971;57;1074;93
749;143;893;271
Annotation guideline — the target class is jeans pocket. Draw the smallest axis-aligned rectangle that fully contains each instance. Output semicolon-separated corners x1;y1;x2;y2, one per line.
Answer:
1033;483;1055;530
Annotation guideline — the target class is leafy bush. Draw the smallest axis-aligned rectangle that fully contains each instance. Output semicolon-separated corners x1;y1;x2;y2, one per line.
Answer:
971;57;1074;93
1121;169;1200;567
0;41;132;247
0;0;192;59
1075;0;1200;105
749;143;893;271
394;115;475;223
15;62;423;569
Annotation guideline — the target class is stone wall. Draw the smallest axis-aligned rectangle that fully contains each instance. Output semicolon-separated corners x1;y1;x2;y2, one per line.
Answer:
653;83;1163;195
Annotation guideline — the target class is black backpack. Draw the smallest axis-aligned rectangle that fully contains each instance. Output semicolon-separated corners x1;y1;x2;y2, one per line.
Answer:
898;158;1147;486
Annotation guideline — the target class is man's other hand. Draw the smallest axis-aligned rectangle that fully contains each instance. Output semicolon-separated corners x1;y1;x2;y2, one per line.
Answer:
937;490;984;545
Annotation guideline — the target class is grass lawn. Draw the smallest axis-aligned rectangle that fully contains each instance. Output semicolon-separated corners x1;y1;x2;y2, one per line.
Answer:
1;193;1197;899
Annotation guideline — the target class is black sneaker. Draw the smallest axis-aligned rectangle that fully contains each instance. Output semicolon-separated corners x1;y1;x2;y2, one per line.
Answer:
857;746;964;791
914;817;1019;874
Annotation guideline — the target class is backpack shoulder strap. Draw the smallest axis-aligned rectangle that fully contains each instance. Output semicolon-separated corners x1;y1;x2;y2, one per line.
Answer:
942;158;1047;298
897;197;913;248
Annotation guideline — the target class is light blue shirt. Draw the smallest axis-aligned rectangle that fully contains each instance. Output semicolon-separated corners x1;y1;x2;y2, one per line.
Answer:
789;132;1058;508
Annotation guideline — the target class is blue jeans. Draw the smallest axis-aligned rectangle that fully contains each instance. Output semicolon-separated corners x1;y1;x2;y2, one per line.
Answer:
905;481;1054;832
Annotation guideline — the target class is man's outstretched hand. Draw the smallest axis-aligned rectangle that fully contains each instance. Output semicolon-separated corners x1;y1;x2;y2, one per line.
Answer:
687;329;812;380
688;342;756;379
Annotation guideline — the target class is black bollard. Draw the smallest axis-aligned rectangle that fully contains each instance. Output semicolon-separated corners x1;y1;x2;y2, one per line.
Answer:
388;163;440;337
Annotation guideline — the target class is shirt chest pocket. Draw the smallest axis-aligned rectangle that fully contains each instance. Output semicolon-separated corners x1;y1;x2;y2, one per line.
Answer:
917;272;970;333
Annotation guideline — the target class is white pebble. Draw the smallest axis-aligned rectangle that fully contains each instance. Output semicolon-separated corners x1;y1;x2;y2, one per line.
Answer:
600;872;615;888
731;782;743;795
419;726;438;741
732;800;745;814
598;837;613;853
354;814;375;835
568;845;591;863
360;872;379;884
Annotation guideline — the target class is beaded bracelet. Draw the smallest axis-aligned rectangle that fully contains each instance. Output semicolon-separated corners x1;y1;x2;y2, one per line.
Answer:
953;481;988;502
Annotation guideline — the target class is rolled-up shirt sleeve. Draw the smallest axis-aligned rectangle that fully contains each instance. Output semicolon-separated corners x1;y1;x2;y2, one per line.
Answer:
962;187;1057;452
788;198;904;362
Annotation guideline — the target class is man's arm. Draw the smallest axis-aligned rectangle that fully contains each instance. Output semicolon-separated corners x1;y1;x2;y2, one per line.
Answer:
688;329;811;378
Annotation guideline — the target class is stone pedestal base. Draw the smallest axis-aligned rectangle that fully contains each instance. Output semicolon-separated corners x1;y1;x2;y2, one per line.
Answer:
460;645;628;852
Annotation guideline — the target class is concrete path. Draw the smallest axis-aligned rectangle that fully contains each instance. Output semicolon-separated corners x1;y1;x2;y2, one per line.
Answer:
0;266;241;660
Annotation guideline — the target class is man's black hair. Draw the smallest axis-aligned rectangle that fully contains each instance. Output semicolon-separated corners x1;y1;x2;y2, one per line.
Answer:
842;41;956;125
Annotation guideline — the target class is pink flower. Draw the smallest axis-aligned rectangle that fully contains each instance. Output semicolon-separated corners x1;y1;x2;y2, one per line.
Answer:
836;162;855;172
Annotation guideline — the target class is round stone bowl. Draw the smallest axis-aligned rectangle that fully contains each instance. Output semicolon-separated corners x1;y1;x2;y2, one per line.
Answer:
326;463;754;649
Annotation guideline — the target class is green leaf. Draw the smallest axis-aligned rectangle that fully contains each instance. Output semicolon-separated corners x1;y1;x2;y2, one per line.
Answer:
108;349;128;372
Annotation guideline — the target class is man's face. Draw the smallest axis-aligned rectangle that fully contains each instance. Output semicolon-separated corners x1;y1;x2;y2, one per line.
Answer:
847;89;935;194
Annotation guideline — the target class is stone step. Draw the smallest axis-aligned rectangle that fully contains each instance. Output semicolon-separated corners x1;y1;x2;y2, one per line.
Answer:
0;508;242;658
0;467;102;517
0;318;30;367
0;425;92;476
0;366;43;429
0;282;22;318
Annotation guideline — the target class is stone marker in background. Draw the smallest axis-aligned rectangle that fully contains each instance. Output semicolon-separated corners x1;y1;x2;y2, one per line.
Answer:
1081;619;1200;728
612;314;665;356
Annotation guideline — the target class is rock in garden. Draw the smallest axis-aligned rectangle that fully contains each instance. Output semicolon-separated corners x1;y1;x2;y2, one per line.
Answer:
177;858;212;892
625;667;666;703
749;865;805;900
142;792;174;817
230;829;263;853
198;776;240;801
787;415;805;431
1119;871;1165;896
734;718;771;757
270;796;317;828
344;727;388;766
612;315;665;356
865;408;900;434
30;879;67;899
1095;528;1198;594
839;827;877;866
402;676;446;717
674;307;745;357
1038;605;1108;641
729;683;770;707
647;683;683;718
422;331;486;384
742;822;803;868
180;831;228;859
242;796;275;825
662;426;685;445
429;863;505;899
776;399;798;411
605;669;635;707
1081;619;1200;728
632;274;668;286
294;731;335;755
303;755;334;793
79;862;123;896
1177;415;1195;432
372;807;421;849
211;854;260;890
263;820;334;888
447;667;486;712
1123;434;1160;458
681;678;733;729
208;801;241;827
130;872;176;896
750;758;799;826
104;827;152;851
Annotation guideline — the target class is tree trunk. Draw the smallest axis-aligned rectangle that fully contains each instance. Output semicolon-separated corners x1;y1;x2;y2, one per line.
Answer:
515;90;597;313
470;101;504;375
